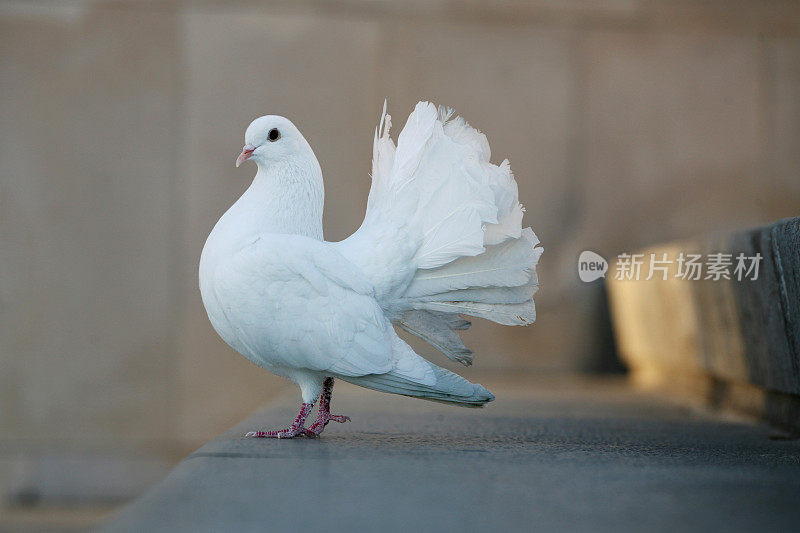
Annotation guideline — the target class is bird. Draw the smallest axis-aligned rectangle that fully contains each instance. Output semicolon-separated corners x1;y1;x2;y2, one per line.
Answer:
199;101;542;438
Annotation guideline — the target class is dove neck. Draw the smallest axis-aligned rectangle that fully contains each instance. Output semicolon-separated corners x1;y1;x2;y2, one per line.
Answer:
240;158;324;240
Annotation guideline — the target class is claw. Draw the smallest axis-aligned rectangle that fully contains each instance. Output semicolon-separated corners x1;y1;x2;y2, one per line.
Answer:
245;426;321;439
306;411;351;435
304;377;351;436
244;402;316;438
242;379;351;439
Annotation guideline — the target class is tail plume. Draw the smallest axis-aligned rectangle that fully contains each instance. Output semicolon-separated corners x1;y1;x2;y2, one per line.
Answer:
339;101;542;366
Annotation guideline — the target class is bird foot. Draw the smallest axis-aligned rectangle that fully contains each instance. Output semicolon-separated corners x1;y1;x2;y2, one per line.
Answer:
245;427;316;439
243;383;351;439
244;401;319;438
306;412;351;435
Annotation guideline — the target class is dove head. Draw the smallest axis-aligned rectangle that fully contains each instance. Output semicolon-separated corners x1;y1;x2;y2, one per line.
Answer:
236;115;312;168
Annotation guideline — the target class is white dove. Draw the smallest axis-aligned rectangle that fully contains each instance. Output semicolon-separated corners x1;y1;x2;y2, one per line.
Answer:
200;102;542;438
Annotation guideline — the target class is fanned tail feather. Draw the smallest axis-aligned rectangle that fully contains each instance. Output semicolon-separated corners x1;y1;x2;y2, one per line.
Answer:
403;226;541;331
405;228;541;298
341;100;542;368
412;301;537;327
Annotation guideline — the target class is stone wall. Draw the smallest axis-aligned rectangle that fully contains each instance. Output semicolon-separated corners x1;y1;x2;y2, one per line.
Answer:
607;217;800;431
1;0;799;500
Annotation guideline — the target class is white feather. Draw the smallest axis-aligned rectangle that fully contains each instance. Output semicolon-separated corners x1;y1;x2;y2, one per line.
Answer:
397;310;474;366
404;228;541;298
339;102;543;365
414;300;537;327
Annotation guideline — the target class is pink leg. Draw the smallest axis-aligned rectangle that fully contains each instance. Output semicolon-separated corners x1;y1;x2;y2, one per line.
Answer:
306;377;350;436
245;401;316;439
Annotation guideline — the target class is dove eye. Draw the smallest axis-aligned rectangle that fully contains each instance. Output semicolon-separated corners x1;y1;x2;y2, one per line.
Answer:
268;128;280;142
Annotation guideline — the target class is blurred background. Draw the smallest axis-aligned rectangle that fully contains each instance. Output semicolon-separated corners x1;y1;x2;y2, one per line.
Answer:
1;0;799;528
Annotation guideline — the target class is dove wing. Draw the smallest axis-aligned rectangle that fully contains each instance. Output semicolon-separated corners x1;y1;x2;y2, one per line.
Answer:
211;234;394;377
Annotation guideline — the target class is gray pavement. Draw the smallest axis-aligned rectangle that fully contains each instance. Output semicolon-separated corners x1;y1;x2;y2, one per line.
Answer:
102;376;800;532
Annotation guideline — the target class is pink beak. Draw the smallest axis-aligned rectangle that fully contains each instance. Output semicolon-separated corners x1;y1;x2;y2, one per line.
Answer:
235;144;256;167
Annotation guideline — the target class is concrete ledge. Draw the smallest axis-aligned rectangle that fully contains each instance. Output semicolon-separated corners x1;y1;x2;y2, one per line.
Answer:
608;216;800;431
100;377;800;532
